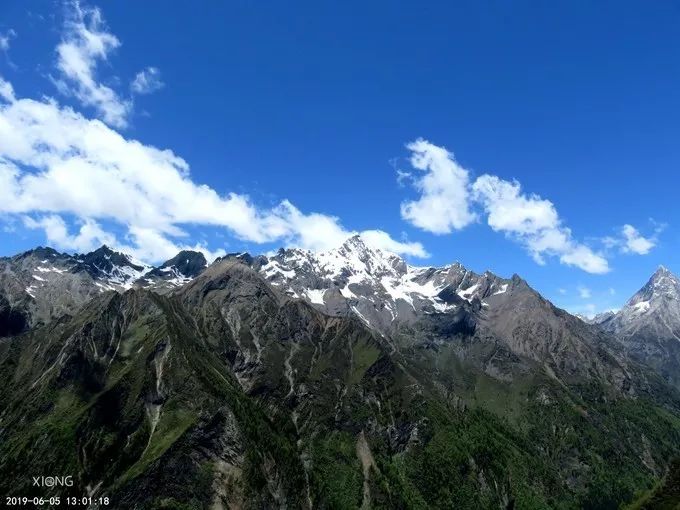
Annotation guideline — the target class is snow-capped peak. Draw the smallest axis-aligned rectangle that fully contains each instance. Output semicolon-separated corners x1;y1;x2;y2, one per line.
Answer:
256;235;513;330
632;265;680;305
603;265;680;340
73;245;152;289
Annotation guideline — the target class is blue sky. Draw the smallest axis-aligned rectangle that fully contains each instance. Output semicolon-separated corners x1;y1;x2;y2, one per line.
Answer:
0;1;678;316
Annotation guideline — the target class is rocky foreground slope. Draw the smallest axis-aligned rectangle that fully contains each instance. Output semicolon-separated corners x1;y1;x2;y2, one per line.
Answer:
1;240;680;508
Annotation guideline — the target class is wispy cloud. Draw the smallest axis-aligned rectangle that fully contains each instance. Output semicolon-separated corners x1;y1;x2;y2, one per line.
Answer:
559;285;620;319
53;1;132;128
52;2;165;127
0;29;16;52
131;67;164;95
0;28;17;69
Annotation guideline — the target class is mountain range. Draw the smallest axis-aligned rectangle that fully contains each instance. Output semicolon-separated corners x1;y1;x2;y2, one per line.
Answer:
1;237;679;509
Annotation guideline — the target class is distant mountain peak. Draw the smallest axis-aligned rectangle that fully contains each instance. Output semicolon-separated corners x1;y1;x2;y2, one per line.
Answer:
599;264;680;388
608;265;680;327
18;246;62;260
580;310;616;325
640;265;680;301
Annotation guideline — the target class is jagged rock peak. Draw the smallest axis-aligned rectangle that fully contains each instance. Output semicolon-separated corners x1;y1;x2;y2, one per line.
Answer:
602;265;680;332
76;245;145;271
341;233;367;250
633;265;680;304
598;265;680;389
654;264;678;281
655;264;671;275
159;250;207;278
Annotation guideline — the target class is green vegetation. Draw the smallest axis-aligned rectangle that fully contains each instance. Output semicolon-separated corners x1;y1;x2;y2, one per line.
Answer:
310;432;364;509
625;459;680;510
1;279;680;509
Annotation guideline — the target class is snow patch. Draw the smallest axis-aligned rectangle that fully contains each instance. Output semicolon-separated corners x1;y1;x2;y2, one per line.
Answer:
458;283;479;301
340;285;356;299
35;265;66;274
492;284;509;295
306;289;326;305
633;301;650;313
263;260;296;279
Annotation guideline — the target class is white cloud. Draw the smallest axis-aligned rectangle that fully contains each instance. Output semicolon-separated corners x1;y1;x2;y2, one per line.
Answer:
621;224;655;255
471;176;558;235
54;1;131;128
578;286;591;299
131;67;164;95
23;215;226;263
121;225;226;263
472;175;609;274
0;77;14;102
0;78;426;263
558;288;567;295
23;215;116;253
601;224;659;255
400;138;476;234
358;229;429;258
559;244;609;274
268;201;428;257
0;29;16;52
400;139;609;274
